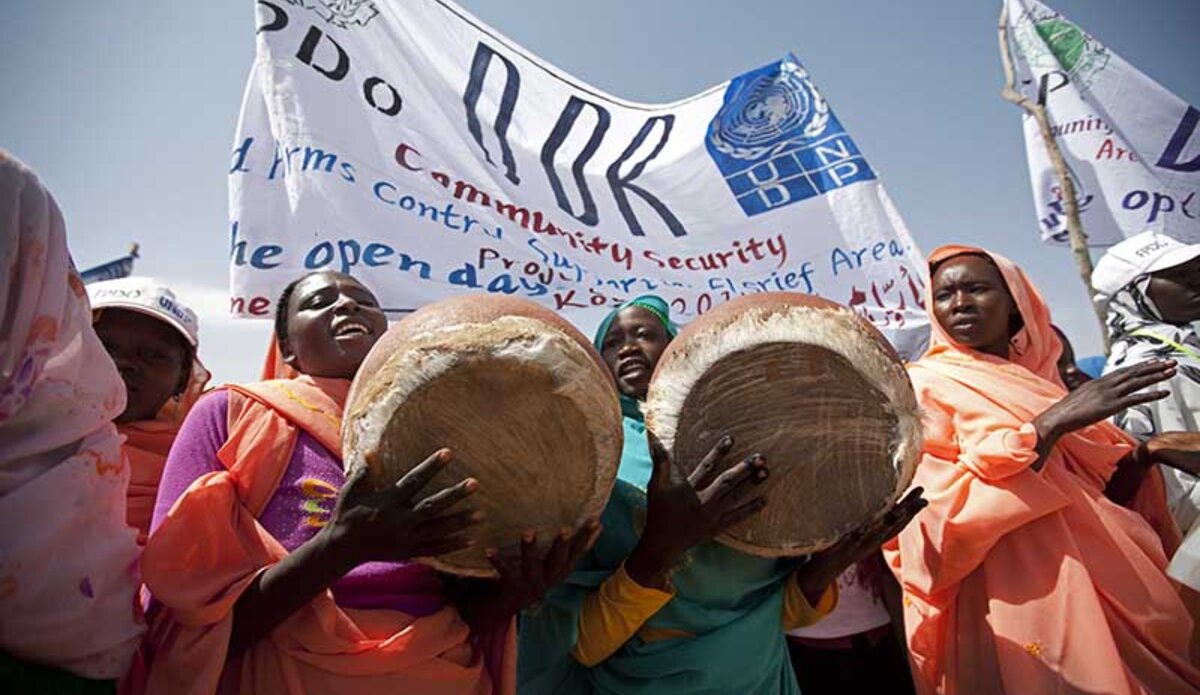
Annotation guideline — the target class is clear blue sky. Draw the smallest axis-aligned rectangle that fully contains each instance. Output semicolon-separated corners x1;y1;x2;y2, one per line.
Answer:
2;0;1197;383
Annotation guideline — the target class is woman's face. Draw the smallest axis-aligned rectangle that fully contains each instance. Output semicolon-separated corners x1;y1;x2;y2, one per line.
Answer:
281;272;388;379
931;255;1019;359
1147;256;1200;324
600;306;671;401
94;309;189;424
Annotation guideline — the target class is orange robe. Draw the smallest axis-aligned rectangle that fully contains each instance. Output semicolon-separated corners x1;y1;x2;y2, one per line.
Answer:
120;421;180;545
139;375;514;695
119;359;210;544
884;245;1200;695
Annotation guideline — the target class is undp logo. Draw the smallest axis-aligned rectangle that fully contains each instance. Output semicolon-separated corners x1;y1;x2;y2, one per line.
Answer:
706;56;875;216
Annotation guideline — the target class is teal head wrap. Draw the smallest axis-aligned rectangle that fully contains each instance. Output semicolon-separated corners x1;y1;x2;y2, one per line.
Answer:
592;295;678;350
592;295;678;420
522;294;802;695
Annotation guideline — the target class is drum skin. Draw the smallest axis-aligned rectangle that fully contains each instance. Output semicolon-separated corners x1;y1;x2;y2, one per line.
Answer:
343;295;623;577
643;292;921;556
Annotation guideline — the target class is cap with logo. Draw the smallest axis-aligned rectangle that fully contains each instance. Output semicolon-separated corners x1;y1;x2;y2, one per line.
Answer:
1092;231;1200;308
88;277;199;348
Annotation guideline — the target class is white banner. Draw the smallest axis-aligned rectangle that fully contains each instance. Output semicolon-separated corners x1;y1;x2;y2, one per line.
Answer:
229;0;929;352
1006;0;1200;246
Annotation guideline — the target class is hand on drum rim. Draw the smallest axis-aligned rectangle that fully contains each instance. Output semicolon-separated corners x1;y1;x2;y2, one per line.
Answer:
449;519;601;632
795;487;927;605
625;433;770;590
482;520;603;613
325;448;483;566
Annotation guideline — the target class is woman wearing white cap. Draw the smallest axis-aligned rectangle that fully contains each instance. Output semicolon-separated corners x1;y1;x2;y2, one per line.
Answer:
88;278;209;545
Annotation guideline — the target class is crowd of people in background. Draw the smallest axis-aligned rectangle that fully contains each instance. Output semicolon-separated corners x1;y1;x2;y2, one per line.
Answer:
3;146;1200;695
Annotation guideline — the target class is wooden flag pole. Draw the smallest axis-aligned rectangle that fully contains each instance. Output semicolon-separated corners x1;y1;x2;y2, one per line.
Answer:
997;3;1110;352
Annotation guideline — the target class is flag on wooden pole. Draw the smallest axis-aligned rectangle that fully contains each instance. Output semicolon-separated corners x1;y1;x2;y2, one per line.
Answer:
1004;0;1199;246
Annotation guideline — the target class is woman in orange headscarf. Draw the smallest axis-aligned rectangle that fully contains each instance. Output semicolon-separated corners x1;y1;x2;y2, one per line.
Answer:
885;245;1200;694
138;270;590;695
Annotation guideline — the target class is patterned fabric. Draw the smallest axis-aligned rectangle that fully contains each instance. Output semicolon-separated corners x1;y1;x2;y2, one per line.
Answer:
0;151;143;679
1103;275;1200;424
1103;274;1200;535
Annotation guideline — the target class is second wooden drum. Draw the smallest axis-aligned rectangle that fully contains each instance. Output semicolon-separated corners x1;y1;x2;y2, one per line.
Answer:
643;292;921;556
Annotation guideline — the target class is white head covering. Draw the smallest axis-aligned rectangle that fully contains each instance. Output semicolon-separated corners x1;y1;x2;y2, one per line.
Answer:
1092;231;1200;311
1094;232;1200;391
89;276;200;348
0;151;143;677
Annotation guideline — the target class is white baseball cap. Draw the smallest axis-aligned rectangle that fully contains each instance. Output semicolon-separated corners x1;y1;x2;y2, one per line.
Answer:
88;277;199;348
1092;231;1200;306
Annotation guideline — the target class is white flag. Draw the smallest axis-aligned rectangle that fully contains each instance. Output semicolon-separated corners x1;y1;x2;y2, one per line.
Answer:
1005;0;1200;246
229;0;929;352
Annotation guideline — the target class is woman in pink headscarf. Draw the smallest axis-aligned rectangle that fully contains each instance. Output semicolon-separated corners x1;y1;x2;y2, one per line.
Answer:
885;245;1200;694
0;151;143;691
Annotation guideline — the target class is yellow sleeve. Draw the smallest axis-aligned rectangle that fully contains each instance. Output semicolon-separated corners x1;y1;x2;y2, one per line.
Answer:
781;575;839;630
571;563;675;667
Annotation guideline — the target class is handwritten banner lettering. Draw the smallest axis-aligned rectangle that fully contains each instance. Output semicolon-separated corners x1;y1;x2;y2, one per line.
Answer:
230;0;929;352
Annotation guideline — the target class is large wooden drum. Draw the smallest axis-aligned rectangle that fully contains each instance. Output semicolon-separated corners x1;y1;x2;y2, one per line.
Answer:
343;295;623;577
643;293;921;556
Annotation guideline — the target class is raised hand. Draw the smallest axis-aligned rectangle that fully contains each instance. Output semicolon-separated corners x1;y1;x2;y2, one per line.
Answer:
626;433;769;589
794;487;927;604
1035;359;1175;444
325;448;482;565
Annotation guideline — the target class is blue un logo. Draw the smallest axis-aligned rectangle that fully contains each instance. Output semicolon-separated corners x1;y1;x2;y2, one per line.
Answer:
706;56;876;216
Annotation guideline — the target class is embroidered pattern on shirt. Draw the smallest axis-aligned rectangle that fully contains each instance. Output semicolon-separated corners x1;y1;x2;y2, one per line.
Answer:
299;477;339;528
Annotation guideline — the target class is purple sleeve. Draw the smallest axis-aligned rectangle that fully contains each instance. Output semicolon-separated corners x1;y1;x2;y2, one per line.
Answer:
149;390;230;536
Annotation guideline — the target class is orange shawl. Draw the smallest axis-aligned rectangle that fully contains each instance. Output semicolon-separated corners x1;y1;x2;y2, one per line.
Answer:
120;360;211;544
884;245;1199;695
139;374;512;695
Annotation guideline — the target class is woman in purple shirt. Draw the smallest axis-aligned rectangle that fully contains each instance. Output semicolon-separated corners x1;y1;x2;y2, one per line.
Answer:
139;271;593;695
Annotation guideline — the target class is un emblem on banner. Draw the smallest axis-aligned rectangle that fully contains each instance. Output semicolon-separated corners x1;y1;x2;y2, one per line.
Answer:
284;0;379;29
706;57;875;217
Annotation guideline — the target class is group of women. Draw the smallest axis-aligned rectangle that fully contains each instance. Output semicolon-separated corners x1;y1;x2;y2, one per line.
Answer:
4;145;1200;695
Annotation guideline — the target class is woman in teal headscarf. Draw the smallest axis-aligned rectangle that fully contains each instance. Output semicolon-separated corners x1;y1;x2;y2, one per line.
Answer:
518;296;926;694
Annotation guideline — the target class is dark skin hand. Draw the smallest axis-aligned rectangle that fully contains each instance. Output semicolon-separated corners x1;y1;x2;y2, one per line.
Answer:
625;434;770;590
1103;432;1200;505
1145;432;1200;478
452;520;603;632
229;449;480;656
94;309;189;424
1031;359;1176;471
794;487;927;605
